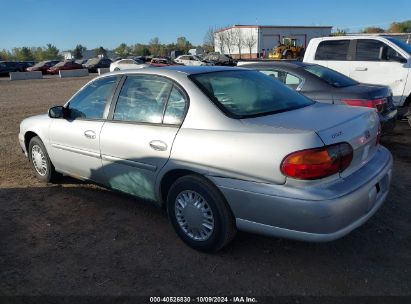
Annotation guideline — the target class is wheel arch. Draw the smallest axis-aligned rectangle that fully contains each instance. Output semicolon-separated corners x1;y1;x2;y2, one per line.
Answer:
24;131;39;153
158;168;228;210
159;168;198;207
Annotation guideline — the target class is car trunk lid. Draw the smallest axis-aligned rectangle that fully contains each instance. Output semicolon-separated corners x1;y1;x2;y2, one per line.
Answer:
241;103;380;178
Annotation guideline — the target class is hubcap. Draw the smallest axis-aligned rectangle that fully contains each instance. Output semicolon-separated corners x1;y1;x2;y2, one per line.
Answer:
175;190;214;241
31;145;47;176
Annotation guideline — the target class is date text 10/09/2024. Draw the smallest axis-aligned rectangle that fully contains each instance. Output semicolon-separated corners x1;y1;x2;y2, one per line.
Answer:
149;297;258;303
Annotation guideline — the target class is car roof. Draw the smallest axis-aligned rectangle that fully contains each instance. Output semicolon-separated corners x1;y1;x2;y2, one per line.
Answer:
240;60;313;69
106;66;244;77
311;35;392;41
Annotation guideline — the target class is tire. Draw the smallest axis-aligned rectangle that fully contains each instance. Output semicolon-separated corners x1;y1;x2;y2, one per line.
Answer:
167;175;236;252
114;67;120;71
285;52;293;60
28;136;58;182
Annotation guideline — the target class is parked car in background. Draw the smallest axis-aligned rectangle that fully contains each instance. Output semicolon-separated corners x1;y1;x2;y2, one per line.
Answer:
203;52;237;66
19;66;392;252
0;61;23;76
27;60;60;74
242;61;397;133
303;36;411;113
174;55;212;66
150;57;181;67
18;61;36;71
47;61;83;75
109;59;149;72
74;59;88;65
83;58;112;73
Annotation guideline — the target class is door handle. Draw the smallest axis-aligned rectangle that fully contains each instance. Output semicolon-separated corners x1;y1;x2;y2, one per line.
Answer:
149;140;167;151
355;67;368;71
84;130;96;139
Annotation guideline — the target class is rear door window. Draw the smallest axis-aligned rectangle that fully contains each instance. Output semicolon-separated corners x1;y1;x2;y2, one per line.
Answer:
315;40;350;60
355;39;385;61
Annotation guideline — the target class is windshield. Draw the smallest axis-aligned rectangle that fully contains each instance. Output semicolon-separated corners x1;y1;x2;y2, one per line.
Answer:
32;61;48;68
303;64;358;88
190;70;314;118
387;37;411;56
86;58;100;65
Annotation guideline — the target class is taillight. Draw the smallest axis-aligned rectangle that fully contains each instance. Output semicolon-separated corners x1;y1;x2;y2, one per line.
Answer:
281;143;353;180
342;98;386;112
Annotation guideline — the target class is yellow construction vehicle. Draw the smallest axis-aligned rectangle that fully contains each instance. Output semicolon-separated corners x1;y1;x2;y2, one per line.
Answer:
269;37;304;60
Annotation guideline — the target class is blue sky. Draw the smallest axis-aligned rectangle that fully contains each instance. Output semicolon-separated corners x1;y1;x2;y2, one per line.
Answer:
0;0;409;51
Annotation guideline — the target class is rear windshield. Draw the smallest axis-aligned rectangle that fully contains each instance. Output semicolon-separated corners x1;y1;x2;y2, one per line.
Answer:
190;70;314;118
303;64;358;88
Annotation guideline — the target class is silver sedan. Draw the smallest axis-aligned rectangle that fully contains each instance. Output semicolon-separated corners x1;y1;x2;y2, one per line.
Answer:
19;66;393;252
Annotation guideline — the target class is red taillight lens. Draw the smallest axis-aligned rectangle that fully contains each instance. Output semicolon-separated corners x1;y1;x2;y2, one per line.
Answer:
342;98;386;112
281;143;353;180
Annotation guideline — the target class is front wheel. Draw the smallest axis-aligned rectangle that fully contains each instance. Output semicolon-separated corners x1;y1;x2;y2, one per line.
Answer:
167;175;236;252
28;136;58;182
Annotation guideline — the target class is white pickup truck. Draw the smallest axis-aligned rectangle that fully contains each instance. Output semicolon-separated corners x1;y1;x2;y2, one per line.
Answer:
303;36;411;112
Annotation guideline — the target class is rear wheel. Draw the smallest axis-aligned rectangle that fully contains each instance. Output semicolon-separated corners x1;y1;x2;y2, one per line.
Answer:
167;175;236;252
28;136;58;182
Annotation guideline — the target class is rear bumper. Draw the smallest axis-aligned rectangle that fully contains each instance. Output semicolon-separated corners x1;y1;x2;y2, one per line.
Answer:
209;146;393;242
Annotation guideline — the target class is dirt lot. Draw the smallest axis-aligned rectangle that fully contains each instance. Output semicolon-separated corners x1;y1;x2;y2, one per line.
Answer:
0;76;411;298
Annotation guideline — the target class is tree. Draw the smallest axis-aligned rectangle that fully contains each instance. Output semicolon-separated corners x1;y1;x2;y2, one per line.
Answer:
225;28;235;54
244;31;257;59
215;30;226;54
362;27;385;33
149;37;161;56
176;36;192;53
203;26;216;53
132;43;150;56
115;43;130;58
13;47;34;61
233;28;244;59
43;44;60;59
73;44;86;59
332;28;347;36
95;46;107;58
388;20;411;33
31;47;46;61
0;49;12;60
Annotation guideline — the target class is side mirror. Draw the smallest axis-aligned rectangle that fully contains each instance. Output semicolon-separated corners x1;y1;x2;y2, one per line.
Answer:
48;106;65;118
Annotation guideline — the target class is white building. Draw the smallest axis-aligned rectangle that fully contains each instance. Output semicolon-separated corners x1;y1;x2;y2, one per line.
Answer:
214;25;332;59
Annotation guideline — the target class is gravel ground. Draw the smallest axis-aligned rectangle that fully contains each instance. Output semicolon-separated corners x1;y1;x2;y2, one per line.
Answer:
0;76;410;298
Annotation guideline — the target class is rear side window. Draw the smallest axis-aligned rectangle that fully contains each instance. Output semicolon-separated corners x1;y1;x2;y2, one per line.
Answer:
315;40;350;60
355;39;385;61
163;86;187;124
